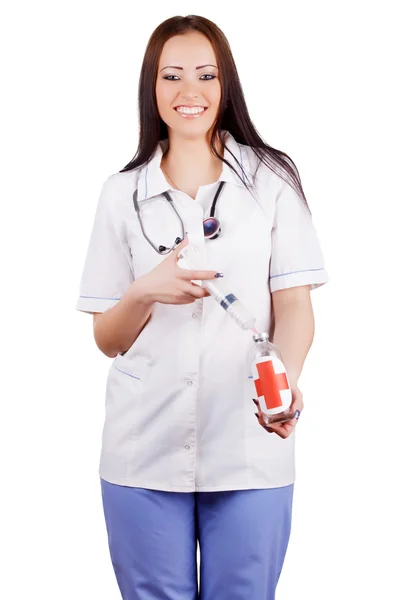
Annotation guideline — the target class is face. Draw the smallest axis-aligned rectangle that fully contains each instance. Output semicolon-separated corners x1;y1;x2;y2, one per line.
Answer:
155;31;222;140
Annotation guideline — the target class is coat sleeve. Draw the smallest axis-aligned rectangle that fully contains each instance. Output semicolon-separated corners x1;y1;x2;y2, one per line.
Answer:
269;177;329;293
75;175;135;314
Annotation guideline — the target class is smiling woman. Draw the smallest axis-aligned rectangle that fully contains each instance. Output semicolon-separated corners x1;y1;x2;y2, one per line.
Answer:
76;13;329;600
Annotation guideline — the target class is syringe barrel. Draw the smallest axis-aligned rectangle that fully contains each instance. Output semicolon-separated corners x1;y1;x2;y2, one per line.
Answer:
178;245;256;331
201;280;256;331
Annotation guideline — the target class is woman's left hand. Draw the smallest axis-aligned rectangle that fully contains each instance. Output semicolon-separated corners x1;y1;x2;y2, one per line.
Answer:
253;385;304;439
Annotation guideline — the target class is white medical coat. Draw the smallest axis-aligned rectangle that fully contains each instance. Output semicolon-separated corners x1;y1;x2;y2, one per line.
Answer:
76;130;329;491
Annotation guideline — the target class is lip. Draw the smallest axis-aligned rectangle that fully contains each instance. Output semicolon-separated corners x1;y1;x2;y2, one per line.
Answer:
174;105;207;109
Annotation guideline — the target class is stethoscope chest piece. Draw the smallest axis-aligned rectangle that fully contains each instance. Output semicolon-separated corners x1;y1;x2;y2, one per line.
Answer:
203;216;221;240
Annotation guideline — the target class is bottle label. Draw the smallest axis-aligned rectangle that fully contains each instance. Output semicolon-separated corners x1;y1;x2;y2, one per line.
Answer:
251;356;292;414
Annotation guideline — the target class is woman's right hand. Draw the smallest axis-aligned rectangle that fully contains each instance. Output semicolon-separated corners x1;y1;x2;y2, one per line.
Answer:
135;237;220;305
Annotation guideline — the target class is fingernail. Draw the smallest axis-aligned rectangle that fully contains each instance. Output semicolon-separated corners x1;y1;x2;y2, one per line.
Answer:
214;273;224;278
252;398;258;406
254;413;259;419
294;410;300;420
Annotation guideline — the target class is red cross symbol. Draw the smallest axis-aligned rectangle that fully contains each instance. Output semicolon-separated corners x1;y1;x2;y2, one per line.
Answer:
254;360;289;410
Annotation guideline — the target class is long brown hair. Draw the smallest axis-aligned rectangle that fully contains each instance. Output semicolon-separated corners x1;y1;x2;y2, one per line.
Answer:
120;15;310;212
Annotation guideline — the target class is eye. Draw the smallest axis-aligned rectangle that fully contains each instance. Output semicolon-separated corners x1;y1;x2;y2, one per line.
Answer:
162;74;217;81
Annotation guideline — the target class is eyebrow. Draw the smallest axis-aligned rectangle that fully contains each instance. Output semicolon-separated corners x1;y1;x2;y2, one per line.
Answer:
160;64;218;72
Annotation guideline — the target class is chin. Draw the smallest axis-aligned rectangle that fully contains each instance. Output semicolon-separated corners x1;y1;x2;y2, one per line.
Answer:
169;120;216;140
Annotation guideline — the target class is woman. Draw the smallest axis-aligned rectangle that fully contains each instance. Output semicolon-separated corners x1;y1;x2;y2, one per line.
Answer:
76;14;329;600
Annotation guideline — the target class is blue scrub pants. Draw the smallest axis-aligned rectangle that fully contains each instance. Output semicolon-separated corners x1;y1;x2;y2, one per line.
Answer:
100;478;294;600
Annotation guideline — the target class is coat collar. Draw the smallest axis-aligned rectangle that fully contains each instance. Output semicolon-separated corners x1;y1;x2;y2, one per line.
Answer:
136;130;253;202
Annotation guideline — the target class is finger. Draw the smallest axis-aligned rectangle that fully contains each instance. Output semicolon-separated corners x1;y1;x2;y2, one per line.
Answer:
200;287;211;297
254;412;269;428
252;400;271;431
266;424;290;439
253;413;274;434
253;399;269;427
252;398;262;412
273;419;298;437
252;400;294;437
180;269;223;281
252;398;286;435
178;294;196;304
187;282;209;299
188;282;212;299
274;429;289;439
289;410;301;427
262;418;286;435
287;407;302;427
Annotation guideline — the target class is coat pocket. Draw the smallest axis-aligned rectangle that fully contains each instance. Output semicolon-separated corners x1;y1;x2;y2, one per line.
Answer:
103;353;151;453
113;352;150;381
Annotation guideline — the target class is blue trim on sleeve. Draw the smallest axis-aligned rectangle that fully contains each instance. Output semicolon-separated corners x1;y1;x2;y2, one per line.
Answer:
79;295;121;300
270;268;325;279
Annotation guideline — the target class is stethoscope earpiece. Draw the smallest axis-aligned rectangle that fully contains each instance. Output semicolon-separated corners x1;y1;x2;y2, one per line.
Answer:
160;237;183;254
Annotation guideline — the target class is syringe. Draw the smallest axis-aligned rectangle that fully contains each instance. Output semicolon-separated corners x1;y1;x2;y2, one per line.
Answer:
178;244;258;332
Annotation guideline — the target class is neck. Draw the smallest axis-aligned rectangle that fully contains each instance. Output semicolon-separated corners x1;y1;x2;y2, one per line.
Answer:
160;130;225;196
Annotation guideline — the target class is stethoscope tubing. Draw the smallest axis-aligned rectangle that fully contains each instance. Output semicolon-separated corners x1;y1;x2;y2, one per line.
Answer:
133;181;226;254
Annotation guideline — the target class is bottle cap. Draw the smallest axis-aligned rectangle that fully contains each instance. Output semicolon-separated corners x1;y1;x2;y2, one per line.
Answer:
253;332;269;342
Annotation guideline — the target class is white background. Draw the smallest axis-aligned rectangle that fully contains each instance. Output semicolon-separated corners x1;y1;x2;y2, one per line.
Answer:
1;1;401;598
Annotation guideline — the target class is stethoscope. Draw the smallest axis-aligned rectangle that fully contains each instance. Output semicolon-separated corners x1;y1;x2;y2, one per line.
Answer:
133;181;226;255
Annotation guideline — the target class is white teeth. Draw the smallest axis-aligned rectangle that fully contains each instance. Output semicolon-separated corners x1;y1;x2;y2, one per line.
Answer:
176;106;205;115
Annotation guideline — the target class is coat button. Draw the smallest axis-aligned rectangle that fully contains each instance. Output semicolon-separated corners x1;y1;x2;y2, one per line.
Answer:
185;445;191;450
187;380;193;386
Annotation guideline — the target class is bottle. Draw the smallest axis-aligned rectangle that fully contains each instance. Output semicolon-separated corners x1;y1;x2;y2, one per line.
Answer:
178;244;256;331
247;332;295;425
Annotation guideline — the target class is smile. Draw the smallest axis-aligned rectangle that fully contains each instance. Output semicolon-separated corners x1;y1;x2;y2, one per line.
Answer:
174;106;207;118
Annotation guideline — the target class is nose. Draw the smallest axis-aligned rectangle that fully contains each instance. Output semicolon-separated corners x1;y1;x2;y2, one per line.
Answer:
179;90;200;103
180;94;199;103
